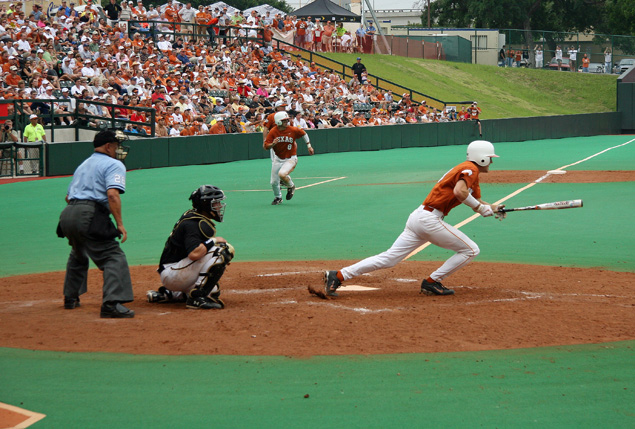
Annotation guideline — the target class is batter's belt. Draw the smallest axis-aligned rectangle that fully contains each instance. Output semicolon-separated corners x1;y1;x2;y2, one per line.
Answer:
422;205;444;219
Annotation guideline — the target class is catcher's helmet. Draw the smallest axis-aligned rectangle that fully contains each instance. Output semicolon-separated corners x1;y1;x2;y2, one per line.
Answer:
93;129;130;161
467;140;499;167
190;185;226;222
113;129;130;161
274;111;290;127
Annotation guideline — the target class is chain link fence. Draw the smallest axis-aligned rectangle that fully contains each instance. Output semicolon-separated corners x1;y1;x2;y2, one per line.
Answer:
0;142;44;178
501;29;635;73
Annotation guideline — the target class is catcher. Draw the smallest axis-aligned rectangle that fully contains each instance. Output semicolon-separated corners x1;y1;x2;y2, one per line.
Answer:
147;185;235;310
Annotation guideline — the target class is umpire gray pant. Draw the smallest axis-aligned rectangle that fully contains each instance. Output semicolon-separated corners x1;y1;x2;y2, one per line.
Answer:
59;201;134;304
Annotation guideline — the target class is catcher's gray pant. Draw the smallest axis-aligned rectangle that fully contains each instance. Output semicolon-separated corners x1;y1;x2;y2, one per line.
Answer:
160;246;225;294
59;201;134;304
270;155;297;199
341;205;480;282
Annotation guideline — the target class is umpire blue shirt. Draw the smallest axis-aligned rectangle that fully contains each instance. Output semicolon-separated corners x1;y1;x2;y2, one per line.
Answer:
67;152;126;206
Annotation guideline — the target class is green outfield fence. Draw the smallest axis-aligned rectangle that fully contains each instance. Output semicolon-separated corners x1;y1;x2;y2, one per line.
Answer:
45;111;620;176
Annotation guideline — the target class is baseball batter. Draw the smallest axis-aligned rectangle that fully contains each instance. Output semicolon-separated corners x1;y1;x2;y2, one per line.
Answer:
324;140;504;297
147;185;234;310
264;111;314;205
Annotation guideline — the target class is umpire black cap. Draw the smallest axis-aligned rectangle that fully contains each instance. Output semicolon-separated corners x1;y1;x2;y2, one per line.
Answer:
93;130;118;148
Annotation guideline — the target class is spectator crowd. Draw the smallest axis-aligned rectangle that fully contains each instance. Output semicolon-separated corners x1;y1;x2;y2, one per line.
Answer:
0;0;480;138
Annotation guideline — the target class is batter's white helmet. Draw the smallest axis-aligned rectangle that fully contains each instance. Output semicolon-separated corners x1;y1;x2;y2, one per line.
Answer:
467;140;499;167
274;111;289;126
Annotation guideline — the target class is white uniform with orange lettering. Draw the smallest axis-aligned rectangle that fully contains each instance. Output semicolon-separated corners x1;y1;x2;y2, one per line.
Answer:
341;161;487;282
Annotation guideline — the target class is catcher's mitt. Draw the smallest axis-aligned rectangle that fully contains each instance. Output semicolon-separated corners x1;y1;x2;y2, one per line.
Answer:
218;242;235;263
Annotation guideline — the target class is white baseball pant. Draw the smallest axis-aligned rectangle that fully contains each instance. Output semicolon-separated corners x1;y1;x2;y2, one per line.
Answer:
341;205;480;282
270;155;297;198
160;246;226;294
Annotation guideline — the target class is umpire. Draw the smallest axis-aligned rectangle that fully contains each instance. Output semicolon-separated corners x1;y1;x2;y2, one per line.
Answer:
57;130;135;318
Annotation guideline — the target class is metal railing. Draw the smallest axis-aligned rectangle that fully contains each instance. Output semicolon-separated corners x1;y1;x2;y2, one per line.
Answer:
272;38;474;111
127;20;265;46
0;99;156;142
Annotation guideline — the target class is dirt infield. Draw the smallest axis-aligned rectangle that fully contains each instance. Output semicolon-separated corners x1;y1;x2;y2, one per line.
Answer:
1;170;633;357
482;170;635;184
1;261;633;356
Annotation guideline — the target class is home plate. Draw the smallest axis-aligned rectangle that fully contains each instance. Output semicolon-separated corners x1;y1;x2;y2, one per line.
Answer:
338;285;379;291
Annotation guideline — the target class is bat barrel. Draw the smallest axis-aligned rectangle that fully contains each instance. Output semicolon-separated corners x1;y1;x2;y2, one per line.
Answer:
500;199;583;213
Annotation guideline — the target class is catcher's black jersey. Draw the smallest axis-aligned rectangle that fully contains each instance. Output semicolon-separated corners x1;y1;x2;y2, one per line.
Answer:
158;210;216;272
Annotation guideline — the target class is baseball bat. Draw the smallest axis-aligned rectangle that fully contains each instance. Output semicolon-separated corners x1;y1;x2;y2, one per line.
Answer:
500;199;583;213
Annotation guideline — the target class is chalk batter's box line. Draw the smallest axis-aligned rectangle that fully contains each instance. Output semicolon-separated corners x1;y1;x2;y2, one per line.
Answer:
229;176;347;192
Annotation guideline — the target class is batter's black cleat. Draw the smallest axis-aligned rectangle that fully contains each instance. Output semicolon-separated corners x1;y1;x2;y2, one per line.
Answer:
146;286;186;303
420;279;455;296
324;270;342;297
64;297;80;309
100;302;135;318
186;296;223;310
271;197;283;205
286;185;295;200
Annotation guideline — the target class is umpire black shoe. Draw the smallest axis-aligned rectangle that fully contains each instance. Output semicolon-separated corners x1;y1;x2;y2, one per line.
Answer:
286;185;295;200
100;302;135;318
271;197;283;205
186;296;223;310
64;297;80;309
420;279;455;296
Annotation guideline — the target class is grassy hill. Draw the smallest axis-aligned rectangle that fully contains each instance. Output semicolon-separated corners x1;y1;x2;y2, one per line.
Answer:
321;53;617;119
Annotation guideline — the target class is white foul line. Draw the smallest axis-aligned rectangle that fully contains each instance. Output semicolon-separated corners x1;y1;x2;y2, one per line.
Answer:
404;138;635;260
231;177;346;192
297;176;347;190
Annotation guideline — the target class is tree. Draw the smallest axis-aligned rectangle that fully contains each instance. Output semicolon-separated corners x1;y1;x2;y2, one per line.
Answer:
421;0;635;59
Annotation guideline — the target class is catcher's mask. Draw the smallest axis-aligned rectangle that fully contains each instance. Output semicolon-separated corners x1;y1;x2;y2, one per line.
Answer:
93;129;130;161
190;185;226;222
113;129;130;161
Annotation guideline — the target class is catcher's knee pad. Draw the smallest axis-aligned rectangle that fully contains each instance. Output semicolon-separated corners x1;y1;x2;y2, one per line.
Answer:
217;242;235;264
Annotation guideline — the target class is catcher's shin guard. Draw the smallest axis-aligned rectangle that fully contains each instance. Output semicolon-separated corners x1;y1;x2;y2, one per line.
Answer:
191;264;226;298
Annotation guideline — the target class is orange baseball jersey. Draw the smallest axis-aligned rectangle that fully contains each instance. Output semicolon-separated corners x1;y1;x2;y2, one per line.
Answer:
423;161;481;216
265;125;306;159
468;106;481;120
263;111;277;130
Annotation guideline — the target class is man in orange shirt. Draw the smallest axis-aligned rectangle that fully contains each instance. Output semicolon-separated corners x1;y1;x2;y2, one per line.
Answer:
351;111;367;126
196;6;210;42
263;111;314;205
6;66;22;86
163;0;178;30
324;140;504;297
295;17;307;49
322;21;334;52
209;118;228;134
467;101;482;136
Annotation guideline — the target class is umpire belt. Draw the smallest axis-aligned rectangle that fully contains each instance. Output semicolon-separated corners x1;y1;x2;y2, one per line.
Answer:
68;199;99;206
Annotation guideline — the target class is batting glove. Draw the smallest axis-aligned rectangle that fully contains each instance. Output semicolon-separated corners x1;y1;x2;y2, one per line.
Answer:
477;204;494;217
